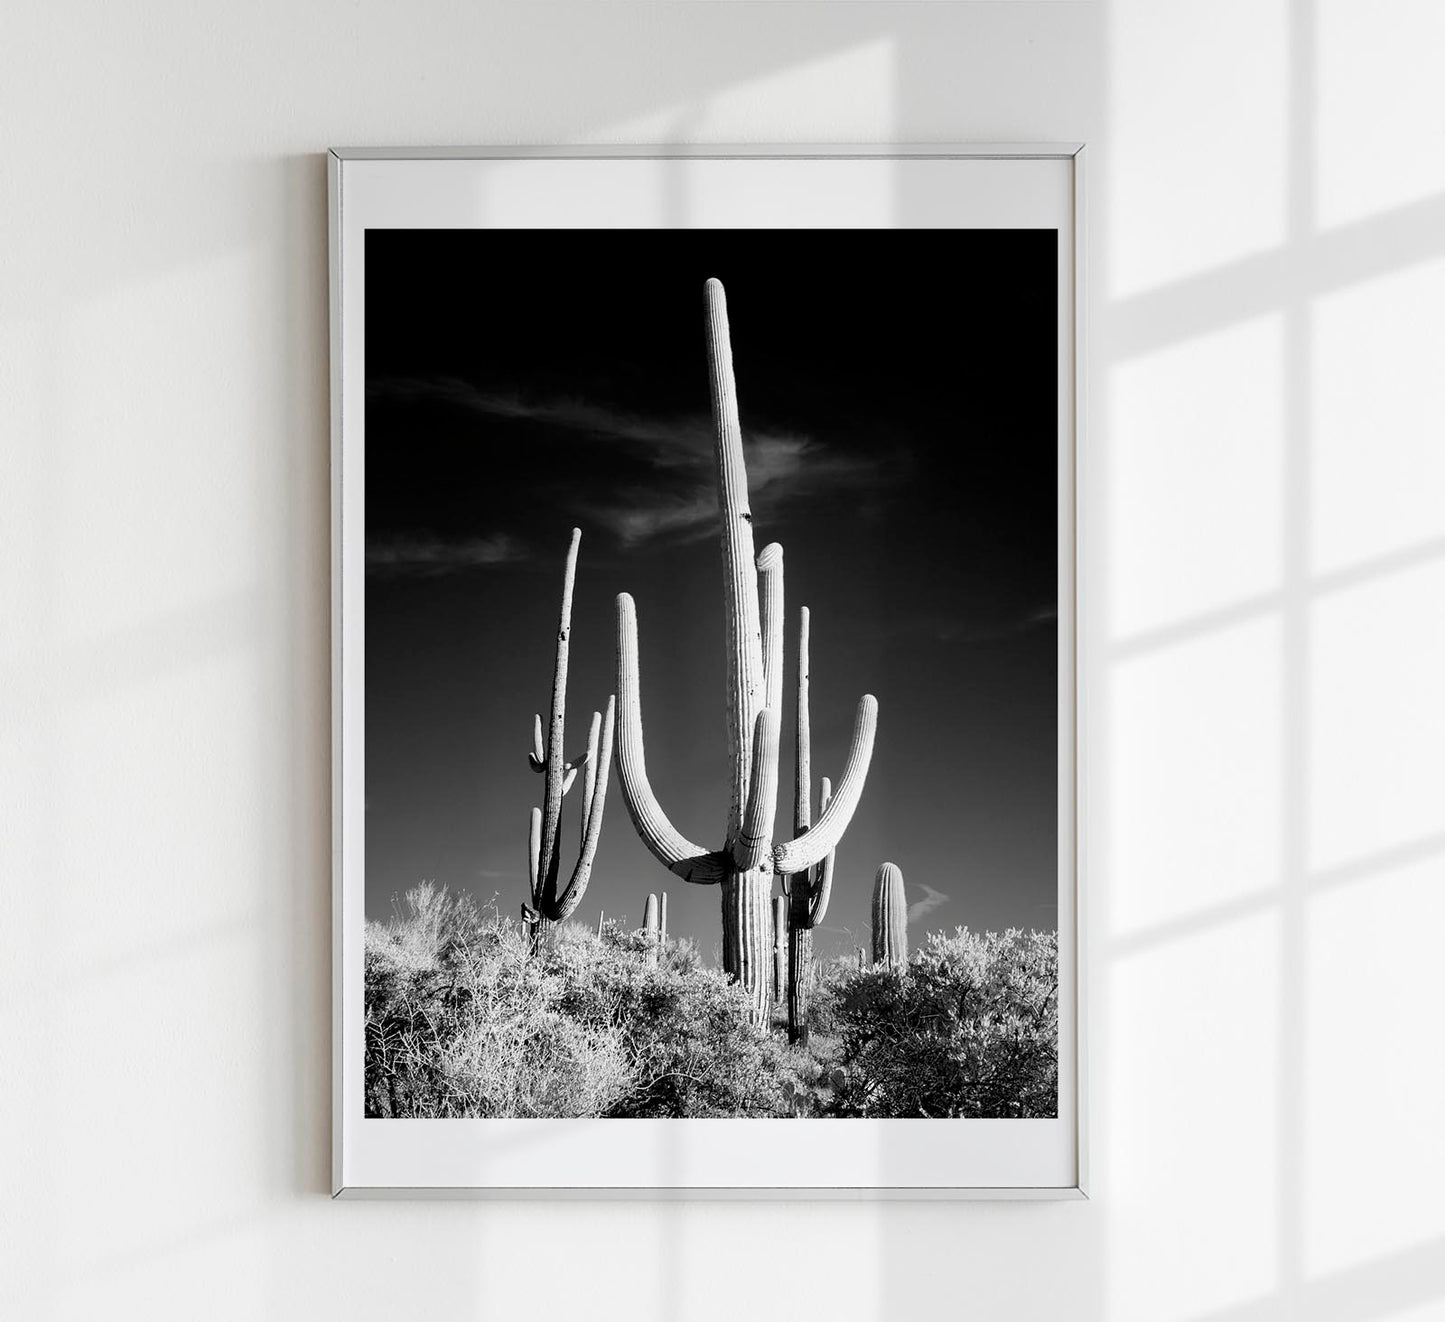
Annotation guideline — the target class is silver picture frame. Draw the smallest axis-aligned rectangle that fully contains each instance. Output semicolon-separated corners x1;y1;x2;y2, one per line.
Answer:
330;143;1087;1198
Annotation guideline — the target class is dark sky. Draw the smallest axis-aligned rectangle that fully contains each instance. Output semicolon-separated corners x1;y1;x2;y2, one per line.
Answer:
364;228;1058;964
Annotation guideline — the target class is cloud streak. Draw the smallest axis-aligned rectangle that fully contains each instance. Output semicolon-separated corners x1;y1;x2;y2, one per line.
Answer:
907;884;950;926
371;376;894;547
367;532;526;576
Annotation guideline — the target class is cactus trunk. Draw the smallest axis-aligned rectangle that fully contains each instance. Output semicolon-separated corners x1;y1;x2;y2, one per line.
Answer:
783;605;838;1045
871;862;909;969
721;871;771;1020
772;895;787;1002
787;889;813;1044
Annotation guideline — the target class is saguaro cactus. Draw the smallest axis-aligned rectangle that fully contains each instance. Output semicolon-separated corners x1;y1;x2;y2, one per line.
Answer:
871;862;908;970
615;279;879;1029
643;893;661;967
522;528;617;951
783;606;838;1045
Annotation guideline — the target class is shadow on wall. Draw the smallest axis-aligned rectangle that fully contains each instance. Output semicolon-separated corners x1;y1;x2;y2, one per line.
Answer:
1093;2;1445;1322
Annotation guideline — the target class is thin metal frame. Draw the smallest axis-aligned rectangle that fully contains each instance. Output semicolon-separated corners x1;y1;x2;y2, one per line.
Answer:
329;143;1088;1199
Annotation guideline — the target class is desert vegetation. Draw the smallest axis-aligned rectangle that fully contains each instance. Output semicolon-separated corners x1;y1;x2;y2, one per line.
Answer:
365;883;1058;1120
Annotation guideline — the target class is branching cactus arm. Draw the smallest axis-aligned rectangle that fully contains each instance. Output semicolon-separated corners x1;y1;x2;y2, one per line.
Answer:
615;592;729;884
731;707;779;871
758;544;785;726
580;709;601;848
536;528;581;897
551;695;616;923
808;776;836;926
773;694;878;875
527;806;542;909
794;606;811;837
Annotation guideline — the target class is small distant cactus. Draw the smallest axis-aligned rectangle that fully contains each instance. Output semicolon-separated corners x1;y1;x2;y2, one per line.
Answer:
871;862;908;970
522;528;616;951
643;893;660;966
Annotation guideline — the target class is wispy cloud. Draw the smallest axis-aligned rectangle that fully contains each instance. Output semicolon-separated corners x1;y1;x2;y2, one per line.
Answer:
371;377;892;546
907;884;950;926
367;532;526;576
893;605;1059;645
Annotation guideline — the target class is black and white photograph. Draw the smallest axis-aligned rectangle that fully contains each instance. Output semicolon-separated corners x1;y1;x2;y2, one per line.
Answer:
363;226;1062;1122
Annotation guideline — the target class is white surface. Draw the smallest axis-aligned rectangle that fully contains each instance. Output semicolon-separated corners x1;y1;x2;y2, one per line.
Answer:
4;0;1444;1317
333;151;1079;1195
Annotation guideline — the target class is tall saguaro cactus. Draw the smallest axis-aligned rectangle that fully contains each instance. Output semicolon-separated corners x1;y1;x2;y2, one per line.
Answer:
783;606;838;1045
523;528;617;951
614;279;879;1029
871;862;909;970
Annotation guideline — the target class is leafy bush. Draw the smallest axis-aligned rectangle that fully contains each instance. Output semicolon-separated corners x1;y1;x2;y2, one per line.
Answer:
825;928;1058;1118
365;883;633;1118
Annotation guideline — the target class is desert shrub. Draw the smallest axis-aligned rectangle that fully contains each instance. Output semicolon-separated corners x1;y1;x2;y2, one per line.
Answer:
825;928;1058;1118
367;888;1058;1119
365;885;796;1118
365;884;632;1118
551;924;795;1118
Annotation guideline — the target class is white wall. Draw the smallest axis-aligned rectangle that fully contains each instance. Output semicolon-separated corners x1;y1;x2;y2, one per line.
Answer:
4;2;1444;1318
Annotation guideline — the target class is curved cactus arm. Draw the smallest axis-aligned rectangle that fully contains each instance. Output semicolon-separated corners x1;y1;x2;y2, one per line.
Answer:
529;714;545;772
730;707;779;871
773;694;878;875
616;592;728;885
758;543;785;727
527;806;542;907
794;606;811;835
580;709;602;846
807;775;836;926
537;527;581;894
549;695;616;922
705;278;766;843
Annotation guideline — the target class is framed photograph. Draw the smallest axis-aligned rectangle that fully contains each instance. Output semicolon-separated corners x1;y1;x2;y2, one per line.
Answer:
330;145;1084;1198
